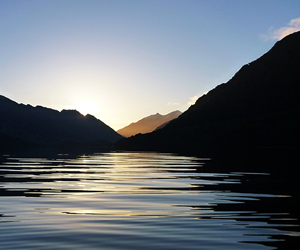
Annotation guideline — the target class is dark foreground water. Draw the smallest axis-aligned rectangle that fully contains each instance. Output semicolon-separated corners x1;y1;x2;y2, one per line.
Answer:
0;152;299;249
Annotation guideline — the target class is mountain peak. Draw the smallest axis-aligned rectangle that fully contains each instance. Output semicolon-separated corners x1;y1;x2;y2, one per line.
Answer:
117;110;182;137
60;109;82;116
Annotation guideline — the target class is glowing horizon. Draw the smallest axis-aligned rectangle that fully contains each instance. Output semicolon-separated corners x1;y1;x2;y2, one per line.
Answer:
0;1;299;131
73;101;99;117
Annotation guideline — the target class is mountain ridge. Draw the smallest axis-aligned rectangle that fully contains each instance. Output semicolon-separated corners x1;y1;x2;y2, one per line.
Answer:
117;110;182;137
115;31;300;156
0;95;123;152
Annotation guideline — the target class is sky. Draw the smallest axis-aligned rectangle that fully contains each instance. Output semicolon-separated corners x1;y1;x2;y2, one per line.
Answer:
0;0;299;130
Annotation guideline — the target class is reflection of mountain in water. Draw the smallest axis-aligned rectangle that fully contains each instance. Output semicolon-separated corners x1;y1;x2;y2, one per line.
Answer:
116;31;300;156
0;95;122;152
117;110;182;137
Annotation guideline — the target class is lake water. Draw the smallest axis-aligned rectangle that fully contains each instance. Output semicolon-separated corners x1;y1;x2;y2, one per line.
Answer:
0;152;299;249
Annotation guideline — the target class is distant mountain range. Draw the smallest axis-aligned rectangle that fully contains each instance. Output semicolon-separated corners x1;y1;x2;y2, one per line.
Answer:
116;31;300;156
117;111;182;137
0;95;123;152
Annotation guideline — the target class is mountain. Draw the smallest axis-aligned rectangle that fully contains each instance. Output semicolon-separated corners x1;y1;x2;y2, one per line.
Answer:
117;110;182;137
0;131;36;152
116;31;300;156
0;95;123;152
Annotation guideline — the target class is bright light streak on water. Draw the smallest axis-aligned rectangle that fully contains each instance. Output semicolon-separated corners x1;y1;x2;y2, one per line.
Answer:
0;152;299;249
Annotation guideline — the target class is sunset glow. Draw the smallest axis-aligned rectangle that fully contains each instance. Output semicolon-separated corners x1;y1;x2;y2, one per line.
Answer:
0;2;299;250
74;101;98;116
0;1;299;130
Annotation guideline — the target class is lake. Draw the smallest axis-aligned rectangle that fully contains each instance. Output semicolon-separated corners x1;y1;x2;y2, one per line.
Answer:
0;152;299;249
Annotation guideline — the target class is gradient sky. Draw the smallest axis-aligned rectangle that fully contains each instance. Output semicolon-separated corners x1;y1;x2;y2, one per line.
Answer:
1;0;299;130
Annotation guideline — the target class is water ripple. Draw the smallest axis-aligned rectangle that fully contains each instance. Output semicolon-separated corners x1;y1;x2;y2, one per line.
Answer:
0;152;299;249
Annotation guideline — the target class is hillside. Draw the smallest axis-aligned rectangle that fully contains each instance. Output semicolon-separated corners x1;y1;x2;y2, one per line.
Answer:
0;95;123;151
115;31;300;156
117;110;182;137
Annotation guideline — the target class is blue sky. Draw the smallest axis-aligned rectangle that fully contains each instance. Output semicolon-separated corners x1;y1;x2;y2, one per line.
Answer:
0;0;299;130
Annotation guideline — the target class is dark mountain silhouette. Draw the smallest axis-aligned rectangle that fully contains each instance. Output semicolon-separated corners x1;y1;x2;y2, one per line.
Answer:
117;110;182;137
0;131;36;152
116;31;300;156
0;95;123;152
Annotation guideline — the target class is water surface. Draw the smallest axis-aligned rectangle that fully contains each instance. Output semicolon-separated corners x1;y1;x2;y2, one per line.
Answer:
0;152;299;249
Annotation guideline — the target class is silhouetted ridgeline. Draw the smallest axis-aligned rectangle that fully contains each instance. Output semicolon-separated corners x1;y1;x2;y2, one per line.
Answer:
117;110;182;137
116;31;300;156
0;95;123;152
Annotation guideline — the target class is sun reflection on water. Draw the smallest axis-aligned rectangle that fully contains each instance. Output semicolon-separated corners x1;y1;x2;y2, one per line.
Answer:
0;152;299;249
